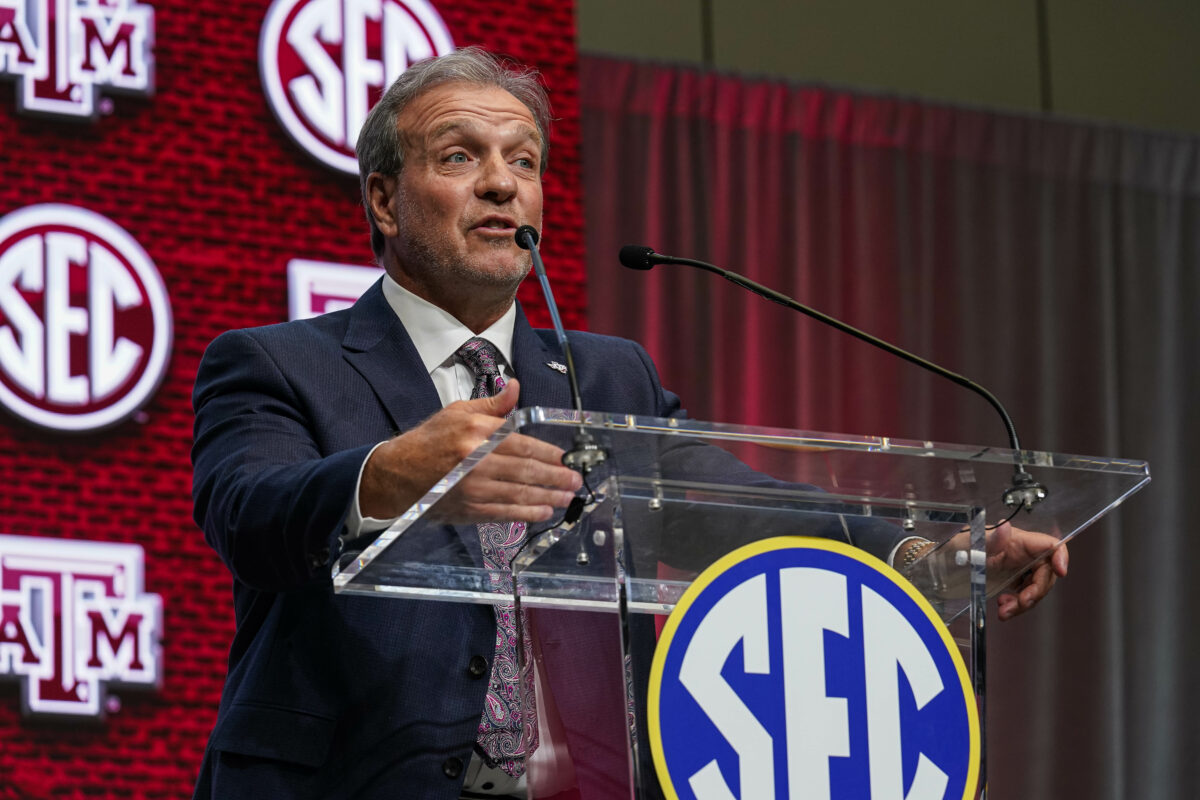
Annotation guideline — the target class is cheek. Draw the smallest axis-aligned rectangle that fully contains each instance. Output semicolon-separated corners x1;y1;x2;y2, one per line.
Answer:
524;185;544;219
425;187;470;226
399;174;460;219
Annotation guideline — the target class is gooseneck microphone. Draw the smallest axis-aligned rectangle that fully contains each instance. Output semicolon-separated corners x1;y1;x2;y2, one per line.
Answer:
516;226;607;476
618;244;1047;512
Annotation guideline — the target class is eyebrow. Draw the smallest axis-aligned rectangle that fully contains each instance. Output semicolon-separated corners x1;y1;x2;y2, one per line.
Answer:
429;120;542;149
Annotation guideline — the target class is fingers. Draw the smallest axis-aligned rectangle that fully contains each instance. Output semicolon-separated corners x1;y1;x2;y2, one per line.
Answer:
492;431;572;467
997;560;1058;621
428;428;583;523
446;439;583;519
1051;542;1069;577
996;593;1020;621
987;524;1065;570
1020;561;1057;606
444;474;578;523
472;450;582;494
360;382;541;520
439;470;579;524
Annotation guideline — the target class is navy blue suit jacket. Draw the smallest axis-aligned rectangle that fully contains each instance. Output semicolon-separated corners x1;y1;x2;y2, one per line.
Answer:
190;280;695;799
191;280;906;799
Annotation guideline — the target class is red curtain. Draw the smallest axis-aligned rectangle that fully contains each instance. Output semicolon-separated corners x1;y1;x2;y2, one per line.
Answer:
581;54;1200;799
579;56;1175;451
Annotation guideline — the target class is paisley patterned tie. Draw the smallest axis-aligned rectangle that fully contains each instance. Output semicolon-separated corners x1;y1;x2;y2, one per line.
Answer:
456;337;538;777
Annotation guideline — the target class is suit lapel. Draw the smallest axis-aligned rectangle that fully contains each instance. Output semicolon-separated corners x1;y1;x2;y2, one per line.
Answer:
341;280;442;434
342;282;483;564
343;290;572;421
511;305;573;412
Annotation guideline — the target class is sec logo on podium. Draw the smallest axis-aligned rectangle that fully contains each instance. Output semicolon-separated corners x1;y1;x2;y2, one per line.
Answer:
649;538;980;800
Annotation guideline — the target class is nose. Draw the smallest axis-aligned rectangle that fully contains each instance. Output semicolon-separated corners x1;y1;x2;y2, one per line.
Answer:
475;152;517;202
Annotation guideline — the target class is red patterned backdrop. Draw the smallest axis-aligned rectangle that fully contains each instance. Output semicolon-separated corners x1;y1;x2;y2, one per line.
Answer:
0;0;582;796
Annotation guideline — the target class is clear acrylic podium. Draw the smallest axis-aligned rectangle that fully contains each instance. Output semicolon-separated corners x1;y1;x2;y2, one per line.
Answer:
332;408;1149;799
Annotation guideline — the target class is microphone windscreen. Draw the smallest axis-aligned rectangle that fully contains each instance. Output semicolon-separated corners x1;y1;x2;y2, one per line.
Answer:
618;245;657;270
515;225;540;249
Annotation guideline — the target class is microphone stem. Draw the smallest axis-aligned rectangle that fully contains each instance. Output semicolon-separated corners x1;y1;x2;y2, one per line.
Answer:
520;229;607;498
673;256;1030;474
526;246;585;418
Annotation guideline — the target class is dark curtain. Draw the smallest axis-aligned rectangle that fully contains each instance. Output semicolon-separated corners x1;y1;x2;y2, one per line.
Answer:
581;54;1199;798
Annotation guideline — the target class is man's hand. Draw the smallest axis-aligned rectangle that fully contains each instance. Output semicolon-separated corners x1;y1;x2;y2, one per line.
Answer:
908;523;1069;622
359;379;582;522
988;523;1069;621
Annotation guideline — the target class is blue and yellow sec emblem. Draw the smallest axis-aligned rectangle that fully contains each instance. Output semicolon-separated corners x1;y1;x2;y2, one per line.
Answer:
649;537;980;800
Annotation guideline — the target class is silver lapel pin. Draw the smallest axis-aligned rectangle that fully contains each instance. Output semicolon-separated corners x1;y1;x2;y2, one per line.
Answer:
546;361;568;373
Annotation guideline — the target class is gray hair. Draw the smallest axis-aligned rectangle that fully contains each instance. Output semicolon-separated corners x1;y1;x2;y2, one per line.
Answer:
357;46;552;260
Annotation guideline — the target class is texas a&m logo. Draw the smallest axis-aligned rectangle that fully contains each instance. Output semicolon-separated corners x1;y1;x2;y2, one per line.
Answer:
0;204;173;432
0;534;162;718
260;0;454;173
287;257;381;320
0;0;155;119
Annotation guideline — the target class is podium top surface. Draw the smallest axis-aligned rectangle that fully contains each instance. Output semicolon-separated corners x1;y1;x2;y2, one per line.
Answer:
332;407;1149;603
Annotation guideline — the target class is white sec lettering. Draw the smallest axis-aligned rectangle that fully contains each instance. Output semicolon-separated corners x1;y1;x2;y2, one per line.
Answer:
0;236;46;398
381;1;435;97
44;232;89;406
287;0;346;146
862;586;949;800
780;567;851;800
680;574;775;800
88;242;143;401
342;0;383;150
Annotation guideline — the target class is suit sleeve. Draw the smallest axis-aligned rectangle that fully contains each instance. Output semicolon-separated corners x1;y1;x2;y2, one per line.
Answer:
191;329;373;592
621;342;907;565
629;338;684;419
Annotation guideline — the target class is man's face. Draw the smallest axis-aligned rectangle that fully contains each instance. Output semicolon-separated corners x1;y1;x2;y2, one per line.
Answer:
382;82;544;307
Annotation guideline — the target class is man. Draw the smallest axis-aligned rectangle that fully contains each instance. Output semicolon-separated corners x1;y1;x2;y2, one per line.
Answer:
191;47;1066;799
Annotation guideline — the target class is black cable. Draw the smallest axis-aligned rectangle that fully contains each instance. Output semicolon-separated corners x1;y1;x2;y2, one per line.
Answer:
506;471;597;570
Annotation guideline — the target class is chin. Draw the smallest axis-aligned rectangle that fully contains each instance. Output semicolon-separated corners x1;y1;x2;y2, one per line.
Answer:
455;264;528;289
461;254;531;283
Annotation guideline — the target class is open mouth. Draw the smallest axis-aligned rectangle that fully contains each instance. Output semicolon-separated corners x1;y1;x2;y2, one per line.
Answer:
472;216;518;234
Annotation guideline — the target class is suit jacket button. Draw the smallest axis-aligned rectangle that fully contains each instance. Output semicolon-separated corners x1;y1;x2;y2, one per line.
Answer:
467;655;488;679
442;757;463;779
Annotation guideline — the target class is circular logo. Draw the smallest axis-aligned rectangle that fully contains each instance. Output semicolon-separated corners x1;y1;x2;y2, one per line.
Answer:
0;204;173;432
260;0;456;174
650;537;980;800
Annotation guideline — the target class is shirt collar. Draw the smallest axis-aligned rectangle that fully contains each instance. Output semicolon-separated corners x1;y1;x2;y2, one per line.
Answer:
380;273;517;375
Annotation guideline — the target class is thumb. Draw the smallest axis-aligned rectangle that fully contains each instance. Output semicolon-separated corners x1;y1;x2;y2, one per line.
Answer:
983;522;1014;571
986;521;1013;556
467;377;520;418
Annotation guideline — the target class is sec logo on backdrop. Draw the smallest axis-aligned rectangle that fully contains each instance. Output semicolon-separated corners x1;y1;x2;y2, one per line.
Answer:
0;204;172;432
650;538;979;800
260;0;455;174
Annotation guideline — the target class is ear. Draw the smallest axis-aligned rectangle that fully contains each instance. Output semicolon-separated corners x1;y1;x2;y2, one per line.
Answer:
366;172;399;238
